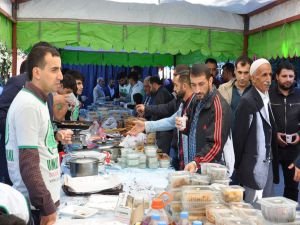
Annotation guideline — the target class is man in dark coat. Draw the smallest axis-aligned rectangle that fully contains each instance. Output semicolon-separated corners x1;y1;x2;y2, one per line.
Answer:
148;76;174;154
269;61;300;201
233;58;279;206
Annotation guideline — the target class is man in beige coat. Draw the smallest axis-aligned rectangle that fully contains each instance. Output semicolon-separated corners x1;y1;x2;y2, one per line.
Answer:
218;56;252;118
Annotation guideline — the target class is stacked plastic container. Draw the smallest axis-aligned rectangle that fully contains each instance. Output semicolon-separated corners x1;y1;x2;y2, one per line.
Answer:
258;197;299;224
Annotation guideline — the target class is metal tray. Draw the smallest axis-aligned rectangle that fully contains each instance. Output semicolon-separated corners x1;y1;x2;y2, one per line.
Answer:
55;121;93;130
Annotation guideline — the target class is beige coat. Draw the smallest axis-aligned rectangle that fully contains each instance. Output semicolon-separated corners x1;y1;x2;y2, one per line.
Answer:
218;79;236;105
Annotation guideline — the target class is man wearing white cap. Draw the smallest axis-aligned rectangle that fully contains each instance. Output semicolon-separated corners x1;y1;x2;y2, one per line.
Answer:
233;58;279;206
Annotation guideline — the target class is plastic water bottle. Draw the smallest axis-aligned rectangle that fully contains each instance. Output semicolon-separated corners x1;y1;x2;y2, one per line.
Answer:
178;211;190;225
192;221;203;225
149;213;160;225
157;221;167;225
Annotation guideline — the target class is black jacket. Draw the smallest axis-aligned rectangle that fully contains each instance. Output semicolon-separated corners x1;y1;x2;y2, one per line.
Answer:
145;97;178;119
186;88;231;166
233;87;279;189
269;84;300;161
148;86;174;154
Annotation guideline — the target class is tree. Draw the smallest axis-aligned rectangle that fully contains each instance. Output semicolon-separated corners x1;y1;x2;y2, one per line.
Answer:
0;41;12;85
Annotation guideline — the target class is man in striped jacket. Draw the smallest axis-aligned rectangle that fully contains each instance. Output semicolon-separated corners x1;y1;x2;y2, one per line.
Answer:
183;64;232;172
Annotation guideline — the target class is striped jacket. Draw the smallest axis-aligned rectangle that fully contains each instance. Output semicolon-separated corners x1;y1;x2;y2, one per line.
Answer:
186;89;232;167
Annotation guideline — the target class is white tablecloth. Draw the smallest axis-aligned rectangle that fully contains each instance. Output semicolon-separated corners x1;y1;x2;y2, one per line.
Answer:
55;167;173;225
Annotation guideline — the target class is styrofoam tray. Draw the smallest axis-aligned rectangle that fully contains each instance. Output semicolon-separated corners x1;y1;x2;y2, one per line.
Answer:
60;205;98;218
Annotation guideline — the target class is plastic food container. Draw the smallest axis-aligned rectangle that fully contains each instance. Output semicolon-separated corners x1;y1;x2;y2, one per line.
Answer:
144;145;157;157
229;202;253;214
139;154;147;164
258;197;298;223
200;162;221;175
169;201;182;213
168;188;181;201
221;185;245;203
182;201;207;211
147;156;158;164
223;217;256;225
206;203;228;223
139;163;147;169
182;186;215;203
126;153;140;167
191;174;211;185
147;161;159;169
207;164;228;180
211;177;231;186
215;210;237;225
159;159;170;168
169;173;190;188
188;210;206;222
121;148;133;157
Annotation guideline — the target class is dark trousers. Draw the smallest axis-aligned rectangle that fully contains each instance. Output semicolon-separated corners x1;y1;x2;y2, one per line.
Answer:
280;160;299;201
31;210;40;225
0;117;12;185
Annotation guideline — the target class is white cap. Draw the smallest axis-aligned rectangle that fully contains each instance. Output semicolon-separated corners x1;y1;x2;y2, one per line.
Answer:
250;58;270;76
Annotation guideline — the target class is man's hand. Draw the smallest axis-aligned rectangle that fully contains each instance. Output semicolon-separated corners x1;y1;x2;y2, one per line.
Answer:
277;132;288;148
288;163;300;182
55;129;73;144
290;133;299;145
136;104;145;114
40;212;57;225
184;161;197;173
127;120;146;136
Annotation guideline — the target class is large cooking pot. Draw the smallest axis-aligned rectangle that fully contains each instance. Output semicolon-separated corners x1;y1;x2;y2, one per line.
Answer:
69;157;99;177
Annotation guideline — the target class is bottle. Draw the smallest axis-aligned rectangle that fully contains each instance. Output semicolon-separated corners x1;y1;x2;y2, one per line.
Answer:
141;192;173;225
178;211;190;225
149;213;160;225
192;221;202;225
157;222;167;225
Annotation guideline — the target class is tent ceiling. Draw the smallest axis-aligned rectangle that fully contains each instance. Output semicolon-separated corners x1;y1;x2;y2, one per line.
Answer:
105;0;275;14
17;0;246;30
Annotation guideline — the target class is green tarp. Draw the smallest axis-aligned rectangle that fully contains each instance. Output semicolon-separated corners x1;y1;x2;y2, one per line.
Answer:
248;20;300;59
17;21;243;66
61;50;174;66
0;14;12;49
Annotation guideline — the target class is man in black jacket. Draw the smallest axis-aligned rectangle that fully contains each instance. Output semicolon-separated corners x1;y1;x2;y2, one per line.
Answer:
184;64;231;172
147;76;174;154
269;61;300;201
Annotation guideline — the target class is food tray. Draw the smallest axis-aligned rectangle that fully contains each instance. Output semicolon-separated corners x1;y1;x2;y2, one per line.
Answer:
206;203;228;223
191;174;211;185
169;201;182;213
60;205;98;218
169;188;182;201
182;186;215;203
214;210;237;225
207;164;228;180
169;172;190;188
55;121;93;129
258;197;298;223
221;185;244;203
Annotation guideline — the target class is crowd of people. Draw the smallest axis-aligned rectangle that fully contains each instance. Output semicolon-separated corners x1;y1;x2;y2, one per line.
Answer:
0;41;299;225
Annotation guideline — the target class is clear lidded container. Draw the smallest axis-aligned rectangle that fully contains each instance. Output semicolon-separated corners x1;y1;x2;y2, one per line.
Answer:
258;197;298;223
221;185;245;203
206;203;228;223
191;174;211;185
181;185;216;203
168;171;190;188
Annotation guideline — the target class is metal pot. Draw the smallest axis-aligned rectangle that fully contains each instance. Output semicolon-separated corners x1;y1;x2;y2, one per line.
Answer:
69;157;99;177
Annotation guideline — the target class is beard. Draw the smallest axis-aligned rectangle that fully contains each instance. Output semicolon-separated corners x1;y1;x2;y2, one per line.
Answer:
176;90;185;99
195;86;211;101
278;82;293;91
